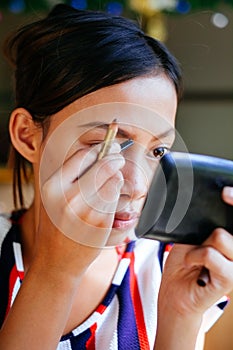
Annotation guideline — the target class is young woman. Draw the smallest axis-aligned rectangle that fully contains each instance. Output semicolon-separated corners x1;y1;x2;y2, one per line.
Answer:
0;4;233;349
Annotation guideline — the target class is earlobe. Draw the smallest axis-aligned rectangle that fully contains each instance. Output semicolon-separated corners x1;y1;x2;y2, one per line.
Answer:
9;108;42;163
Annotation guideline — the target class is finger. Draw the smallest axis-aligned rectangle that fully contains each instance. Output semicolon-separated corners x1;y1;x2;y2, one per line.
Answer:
70;171;124;226
71;159;124;218
64;144;101;181
78;153;125;195
185;228;233;279
41;144;100;190
222;186;233;205
63;152;124;221
42;171;123;247
185;245;233;283
195;228;233;287
185;228;233;286
46;142;121;193
63;141;122;184
201;228;233;261
58;172;124;246
97;170;124;203
41;142;123;200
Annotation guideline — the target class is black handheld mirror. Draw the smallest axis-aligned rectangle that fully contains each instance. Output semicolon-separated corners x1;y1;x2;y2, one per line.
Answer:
135;152;233;245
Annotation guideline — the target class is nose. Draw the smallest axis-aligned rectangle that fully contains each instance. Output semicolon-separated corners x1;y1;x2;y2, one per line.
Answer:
120;146;150;201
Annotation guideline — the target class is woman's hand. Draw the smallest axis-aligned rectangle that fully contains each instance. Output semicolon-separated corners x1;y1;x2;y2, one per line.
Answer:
0;142;126;350
222;186;233;206
154;186;233;350
35;142;125;277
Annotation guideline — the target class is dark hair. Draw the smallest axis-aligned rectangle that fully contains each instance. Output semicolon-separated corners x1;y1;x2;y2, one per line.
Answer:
4;3;182;208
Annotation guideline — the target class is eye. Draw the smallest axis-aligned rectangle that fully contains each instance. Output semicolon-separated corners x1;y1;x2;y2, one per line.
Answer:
88;140;104;147
152;146;168;159
90;142;100;147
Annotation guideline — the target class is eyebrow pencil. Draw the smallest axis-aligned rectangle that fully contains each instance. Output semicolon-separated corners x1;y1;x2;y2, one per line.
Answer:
97;119;118;160
120;139;134;151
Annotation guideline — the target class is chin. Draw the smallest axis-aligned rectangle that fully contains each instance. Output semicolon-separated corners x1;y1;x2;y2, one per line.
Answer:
105;227;137;247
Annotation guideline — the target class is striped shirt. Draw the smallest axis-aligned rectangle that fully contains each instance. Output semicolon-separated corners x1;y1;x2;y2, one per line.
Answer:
0;211;229;349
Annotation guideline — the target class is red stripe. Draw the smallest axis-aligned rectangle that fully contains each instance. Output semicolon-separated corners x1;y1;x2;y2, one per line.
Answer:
115;245;125;261
96;303;107;314
123;251;132;259
18;271;24;280
165;243;173;253
5;265;19;318
86;323;97;350
129;253;150;350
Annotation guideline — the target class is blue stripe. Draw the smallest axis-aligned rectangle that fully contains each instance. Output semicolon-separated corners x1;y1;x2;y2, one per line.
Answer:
101;283;119;307
158;242;166;271
217;300;229;310
116;266;140;350
70;327;92;349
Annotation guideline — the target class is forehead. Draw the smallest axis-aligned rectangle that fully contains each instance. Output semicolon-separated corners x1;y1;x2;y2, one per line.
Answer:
52;102;175;142
77;104;175;141
49;75;177;136
79;120;174;140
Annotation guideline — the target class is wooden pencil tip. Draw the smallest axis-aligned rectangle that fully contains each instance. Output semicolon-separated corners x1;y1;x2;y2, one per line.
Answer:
110;119;118;134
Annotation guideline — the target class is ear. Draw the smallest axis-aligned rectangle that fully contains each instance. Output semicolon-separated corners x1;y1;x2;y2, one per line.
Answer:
9;108;43;163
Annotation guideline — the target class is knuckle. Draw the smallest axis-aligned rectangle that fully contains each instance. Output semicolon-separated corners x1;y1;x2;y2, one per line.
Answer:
210;228;228;248
211;229;223;243
102;155;125;174
201;246;214;263
106;171;124;191
114;170;124;182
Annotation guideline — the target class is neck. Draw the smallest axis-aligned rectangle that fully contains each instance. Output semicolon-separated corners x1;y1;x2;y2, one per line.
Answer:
19;203;37;272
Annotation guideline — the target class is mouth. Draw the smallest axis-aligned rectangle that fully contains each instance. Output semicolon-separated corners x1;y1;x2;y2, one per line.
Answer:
112;211;139;230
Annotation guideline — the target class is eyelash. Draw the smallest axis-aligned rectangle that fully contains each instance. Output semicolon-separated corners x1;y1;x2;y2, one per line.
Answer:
89;140;103;146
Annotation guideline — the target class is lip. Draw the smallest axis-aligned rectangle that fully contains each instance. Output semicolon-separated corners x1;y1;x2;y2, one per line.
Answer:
113;211;139;229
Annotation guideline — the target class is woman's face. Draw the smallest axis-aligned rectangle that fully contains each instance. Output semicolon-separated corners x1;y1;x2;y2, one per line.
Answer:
38;74;177;246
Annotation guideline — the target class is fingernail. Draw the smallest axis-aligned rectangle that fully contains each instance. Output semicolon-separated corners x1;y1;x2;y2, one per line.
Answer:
110;142;121;153
223;186;233;198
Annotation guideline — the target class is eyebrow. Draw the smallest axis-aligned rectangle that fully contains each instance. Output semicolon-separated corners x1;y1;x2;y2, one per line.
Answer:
79;121;128;138
79;121;174;141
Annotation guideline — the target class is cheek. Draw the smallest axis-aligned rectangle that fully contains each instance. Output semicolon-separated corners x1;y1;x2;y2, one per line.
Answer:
144;161;160;191
124;145;160;179
64;140;84;160
123;153;159;192
39;128;83;184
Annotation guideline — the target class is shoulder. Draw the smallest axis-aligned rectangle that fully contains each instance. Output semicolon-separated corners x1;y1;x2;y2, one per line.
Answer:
0;213;12;250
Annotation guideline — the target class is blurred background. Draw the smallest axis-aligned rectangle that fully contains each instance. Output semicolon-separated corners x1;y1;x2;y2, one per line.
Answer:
0;0;233;167
0;1;232;348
